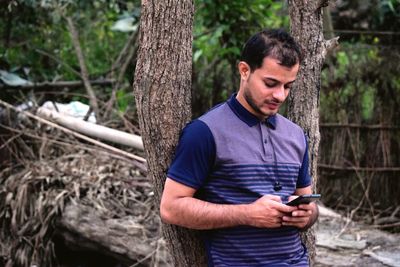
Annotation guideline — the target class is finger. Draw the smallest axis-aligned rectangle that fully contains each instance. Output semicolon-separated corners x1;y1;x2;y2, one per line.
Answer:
298;203;313;210
273;218;283;228
288;195;299;202
282;219;308;229
273;210;288;218
282;216;308;223
291;210;312;217
274;202;298;213
265;194;282;202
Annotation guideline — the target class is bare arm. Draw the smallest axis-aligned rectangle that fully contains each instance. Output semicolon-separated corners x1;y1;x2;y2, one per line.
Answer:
160;178;297;230
282;186;319;230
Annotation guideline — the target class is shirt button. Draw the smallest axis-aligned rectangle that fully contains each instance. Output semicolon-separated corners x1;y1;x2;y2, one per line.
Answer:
264;139;268;144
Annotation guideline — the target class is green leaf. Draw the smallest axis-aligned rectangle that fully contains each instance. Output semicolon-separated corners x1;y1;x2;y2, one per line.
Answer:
193;50;203;62
361;86;375;120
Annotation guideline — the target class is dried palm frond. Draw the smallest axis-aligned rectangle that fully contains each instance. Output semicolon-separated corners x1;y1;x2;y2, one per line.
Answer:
0;107;162;267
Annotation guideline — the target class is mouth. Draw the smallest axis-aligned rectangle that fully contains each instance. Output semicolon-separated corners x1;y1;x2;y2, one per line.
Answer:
265;102;280;110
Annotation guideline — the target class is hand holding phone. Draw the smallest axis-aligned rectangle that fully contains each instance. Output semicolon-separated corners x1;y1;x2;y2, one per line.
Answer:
283;194;320;229
286;194;321;206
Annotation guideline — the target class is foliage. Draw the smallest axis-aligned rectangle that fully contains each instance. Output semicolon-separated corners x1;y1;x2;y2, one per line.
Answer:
194;0;287;63
332;0;400;45
192;0;288;116
319;2;400;212
322;45;371;122
321;1;400;123
0;0;140;113
1;0;398;121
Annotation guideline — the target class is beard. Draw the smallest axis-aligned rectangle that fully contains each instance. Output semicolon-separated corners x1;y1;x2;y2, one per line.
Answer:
243;86;279;119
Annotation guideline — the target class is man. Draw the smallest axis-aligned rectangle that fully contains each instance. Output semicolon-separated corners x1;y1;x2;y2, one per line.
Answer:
160;29;319;266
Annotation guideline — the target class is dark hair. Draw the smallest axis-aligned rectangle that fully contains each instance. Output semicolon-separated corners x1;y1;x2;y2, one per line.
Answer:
240;29;302;71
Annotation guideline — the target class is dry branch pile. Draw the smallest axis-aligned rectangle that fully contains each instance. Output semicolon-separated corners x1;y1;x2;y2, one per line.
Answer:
0;105;170;267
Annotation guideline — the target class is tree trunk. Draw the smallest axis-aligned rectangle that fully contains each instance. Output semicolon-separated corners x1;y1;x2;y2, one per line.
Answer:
133;1;207;267
287;1;339;265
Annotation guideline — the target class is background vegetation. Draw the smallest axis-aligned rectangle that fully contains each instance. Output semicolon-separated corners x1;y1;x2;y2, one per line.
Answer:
1;0;399;227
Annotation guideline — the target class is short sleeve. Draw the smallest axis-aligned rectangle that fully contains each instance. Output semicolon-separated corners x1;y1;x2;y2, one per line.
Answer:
167;119;216;189
297;134;312;188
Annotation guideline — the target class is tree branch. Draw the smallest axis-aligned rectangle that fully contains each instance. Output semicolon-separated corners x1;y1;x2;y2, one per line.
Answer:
0;79;114;91
35;48;82;78
318;0;330;9
320;123;400;130
318;164;400;172
110;30;139;76
323;36;340;57
66;17;101;122
104;30;139;118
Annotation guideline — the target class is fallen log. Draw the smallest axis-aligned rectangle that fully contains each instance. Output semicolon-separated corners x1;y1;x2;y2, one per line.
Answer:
0;143;162;266
56;203;157;266
362;250;400;267
37;107;144;150
316;233;367;250
0;99;146;165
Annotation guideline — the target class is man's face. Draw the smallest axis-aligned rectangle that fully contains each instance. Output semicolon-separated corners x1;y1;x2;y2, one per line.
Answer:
237;57;300;120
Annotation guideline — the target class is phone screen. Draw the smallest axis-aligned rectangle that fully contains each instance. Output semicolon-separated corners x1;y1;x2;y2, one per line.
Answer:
286;194;321;206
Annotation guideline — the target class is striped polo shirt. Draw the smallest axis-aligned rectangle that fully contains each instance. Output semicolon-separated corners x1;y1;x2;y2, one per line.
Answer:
167;94;311;266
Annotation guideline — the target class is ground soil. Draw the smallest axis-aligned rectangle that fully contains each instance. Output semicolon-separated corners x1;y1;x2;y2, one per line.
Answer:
315;206;400;267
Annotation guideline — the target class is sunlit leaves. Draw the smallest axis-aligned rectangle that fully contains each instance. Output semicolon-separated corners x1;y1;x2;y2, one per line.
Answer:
361;85;375;120
116;89;134;113
320;39;399;123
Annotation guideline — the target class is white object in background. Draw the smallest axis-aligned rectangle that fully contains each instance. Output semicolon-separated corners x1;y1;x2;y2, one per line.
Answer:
0;70;33;86
37;106;143;151
111;17;138;32
41;101;96;123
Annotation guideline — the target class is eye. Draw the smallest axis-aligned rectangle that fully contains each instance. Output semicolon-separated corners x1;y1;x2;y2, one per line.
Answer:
284;83;294;89
265;82;277;88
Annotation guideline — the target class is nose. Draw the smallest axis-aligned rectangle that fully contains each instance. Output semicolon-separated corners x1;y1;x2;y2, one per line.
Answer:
272;85;286;102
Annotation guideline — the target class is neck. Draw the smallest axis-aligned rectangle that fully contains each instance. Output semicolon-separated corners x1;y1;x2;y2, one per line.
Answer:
236;90;268;121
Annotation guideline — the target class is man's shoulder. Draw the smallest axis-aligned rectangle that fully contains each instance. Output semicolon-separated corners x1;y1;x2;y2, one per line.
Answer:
182;118;212;137
198;102;231;124
275;113;304;133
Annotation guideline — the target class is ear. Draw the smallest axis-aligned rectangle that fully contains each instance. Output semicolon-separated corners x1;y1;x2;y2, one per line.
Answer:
238;61;251;80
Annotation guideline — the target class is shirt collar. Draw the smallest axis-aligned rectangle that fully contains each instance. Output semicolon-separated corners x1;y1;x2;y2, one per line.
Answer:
227;94;276;129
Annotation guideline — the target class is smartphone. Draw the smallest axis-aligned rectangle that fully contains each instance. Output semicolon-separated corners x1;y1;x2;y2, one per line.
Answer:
286;194;321;206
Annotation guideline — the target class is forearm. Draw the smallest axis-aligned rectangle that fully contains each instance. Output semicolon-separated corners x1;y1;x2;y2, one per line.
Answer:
160;179;295;229
160;196;249;230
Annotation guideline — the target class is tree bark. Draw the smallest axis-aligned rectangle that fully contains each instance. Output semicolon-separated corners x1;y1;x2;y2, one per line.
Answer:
287;1;338;265
133;1;207;267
